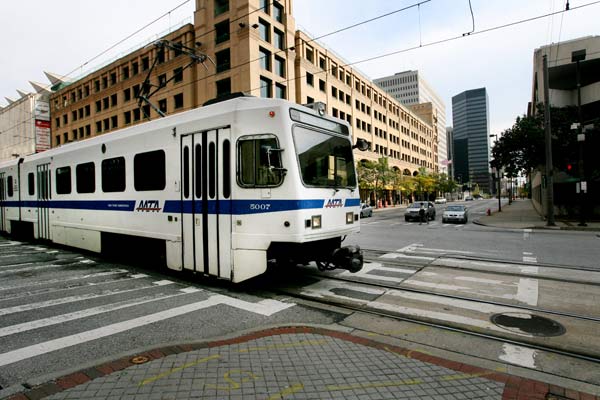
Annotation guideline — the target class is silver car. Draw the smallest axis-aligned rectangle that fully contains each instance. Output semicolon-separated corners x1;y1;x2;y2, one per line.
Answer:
360;203;373;218
442;205;468;223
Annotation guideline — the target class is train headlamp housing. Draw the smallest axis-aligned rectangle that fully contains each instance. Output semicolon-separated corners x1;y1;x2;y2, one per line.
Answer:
311;215;322;229
346;212;354;224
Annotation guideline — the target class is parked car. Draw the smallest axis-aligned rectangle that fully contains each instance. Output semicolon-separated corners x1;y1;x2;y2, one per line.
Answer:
360;203;373;218
442;205;468;223
404;201;436;222
465;196;474;201
435;197;447;204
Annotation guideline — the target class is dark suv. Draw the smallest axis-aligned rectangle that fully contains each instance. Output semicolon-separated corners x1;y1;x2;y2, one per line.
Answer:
404;201;436;222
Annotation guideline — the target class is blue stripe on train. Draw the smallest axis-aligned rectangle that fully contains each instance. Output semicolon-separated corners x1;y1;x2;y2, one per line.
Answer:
1;198;360;214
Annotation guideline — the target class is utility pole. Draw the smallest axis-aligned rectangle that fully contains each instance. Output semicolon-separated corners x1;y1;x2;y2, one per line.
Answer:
543;54;555;226
572;49;587;227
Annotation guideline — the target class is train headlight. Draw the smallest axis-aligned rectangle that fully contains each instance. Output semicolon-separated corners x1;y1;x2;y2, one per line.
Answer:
346;212;354;224
311;215;322;229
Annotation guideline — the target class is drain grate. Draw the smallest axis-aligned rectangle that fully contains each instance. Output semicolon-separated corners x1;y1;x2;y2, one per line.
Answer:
490;312;565;337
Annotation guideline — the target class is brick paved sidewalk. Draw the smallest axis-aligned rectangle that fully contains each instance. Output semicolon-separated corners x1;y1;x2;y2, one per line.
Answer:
5;327;599;400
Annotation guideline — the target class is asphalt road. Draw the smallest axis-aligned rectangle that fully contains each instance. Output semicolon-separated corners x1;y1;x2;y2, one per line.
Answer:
348;199;600;270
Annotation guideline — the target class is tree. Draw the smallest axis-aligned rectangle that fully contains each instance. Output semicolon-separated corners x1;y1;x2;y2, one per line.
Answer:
356;158;395;206
412;168;435;200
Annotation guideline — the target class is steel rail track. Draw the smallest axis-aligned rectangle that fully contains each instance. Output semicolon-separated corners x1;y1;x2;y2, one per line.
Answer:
271;283;600;365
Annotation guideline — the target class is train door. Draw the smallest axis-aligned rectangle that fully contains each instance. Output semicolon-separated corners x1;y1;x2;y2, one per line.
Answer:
180;128;232;279
36;164;51;240
0;172;5;232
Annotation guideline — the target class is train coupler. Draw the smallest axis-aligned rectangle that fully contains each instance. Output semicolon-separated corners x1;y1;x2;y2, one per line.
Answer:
331;245;363;273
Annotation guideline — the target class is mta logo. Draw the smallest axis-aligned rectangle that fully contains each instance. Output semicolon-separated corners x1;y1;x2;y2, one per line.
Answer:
136;200;161;212
324;199;343;208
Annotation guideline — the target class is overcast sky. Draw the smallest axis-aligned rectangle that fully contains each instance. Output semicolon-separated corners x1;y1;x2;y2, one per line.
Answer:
1;0;597;136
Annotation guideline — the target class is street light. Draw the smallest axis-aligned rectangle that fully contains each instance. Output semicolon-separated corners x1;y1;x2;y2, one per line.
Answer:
489;134;501;212
572;49;587;227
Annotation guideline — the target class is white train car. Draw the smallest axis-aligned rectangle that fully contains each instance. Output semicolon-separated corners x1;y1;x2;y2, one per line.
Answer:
0;96;365;282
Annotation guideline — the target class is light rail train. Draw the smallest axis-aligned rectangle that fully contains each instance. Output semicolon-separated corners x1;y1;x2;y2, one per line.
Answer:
0;96;365;282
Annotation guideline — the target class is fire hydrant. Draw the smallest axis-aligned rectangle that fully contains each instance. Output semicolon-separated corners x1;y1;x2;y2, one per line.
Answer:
486;208;491;216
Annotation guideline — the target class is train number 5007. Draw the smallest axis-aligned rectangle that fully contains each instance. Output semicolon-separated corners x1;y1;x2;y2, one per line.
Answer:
249;203;271;210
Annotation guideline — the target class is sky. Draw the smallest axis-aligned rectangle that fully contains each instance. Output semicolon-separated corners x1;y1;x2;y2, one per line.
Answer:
0;0;598;138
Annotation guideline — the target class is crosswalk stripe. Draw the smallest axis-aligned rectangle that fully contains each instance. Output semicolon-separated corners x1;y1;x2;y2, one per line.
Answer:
0;288;201;338
0;295;294;367
0;281;176;316
0;264;65;275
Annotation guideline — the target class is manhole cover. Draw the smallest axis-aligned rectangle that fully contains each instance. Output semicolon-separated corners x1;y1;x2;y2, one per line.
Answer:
130;356;150;364
490;312;565;337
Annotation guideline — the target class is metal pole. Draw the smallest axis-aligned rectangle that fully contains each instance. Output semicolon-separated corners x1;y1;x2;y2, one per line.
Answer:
542;54;556;226
497;170;501;212
576;59;587;227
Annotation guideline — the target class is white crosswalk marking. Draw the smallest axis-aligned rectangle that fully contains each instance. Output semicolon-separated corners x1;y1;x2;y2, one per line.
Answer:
0;269;129;292
0;294;294;367
0;281;175;316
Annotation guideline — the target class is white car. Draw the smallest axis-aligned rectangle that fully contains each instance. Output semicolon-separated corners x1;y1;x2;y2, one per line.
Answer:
442;205;468;223
435;197;447;204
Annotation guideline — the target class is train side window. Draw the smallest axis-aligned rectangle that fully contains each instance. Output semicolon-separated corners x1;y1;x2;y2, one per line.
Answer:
195;144;202;198
223;140;231;198
76;162;95;194
102;157;126;192
238;136;284;187
183;146;190;198
7;176;14;197
28;173;35;196
56;167;72;195
134;150;165;191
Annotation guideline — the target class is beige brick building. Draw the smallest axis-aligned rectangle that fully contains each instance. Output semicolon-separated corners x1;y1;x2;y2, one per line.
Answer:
50;0;436;177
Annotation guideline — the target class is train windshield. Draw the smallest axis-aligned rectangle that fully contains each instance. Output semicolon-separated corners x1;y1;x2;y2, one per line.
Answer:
293;125;357;188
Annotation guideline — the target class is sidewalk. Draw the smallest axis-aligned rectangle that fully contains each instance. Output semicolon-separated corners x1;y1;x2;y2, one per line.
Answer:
474;199;600;231
5;326;599;400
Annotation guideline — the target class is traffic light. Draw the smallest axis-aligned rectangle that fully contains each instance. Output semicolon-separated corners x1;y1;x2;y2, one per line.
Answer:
564;160;578;177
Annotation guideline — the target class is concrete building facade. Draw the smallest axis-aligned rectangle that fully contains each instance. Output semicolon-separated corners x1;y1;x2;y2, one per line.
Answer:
43;0;435;178
374;70;447;174
451;88;491;193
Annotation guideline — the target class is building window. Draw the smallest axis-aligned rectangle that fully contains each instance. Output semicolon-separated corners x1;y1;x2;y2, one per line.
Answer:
124;111;132;125
173;67;183;82
158;74;167;87
76;162;95;194
111;93;118;107
55;117;60;128
215;20;230;44
259;47;271;71
111;115;118;129
110;72;117;85
124;88;131;102
260;76;272;98
273;29;284;50
259;0;269;14
275;83;286;99
158;99;167;114
174;93;184;109
85;105;91;116
319;79;325;92
258;18;270;42
216;78;231;97
96;121;102;133
134;150;166;191
132;62;139;75
103;97;109;109
63;114;68;124
319;57;326;70
306;96;314;104
274;56;285;77
86;125;91;136
331;87;337;98
305;45;314;63
96;100;102;113
142;57;150;71
273;2;283;23
103;118;110;131
157;48;165;64
306;72;314;86
215;48;231;73
122;65;130;80
133;108;141;121
56;167;71;195
214;0;228;15
102;76;108;89
102;157;126;193
72;111;77;121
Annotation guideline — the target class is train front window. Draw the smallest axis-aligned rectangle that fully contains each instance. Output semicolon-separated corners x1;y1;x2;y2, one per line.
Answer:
293;126;356;188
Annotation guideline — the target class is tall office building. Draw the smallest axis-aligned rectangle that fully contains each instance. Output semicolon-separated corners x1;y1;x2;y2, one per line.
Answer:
451;88;491;193
374;70;447;174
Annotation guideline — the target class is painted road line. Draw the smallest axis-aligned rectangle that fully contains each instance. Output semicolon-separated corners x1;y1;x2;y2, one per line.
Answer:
499;343;538;369
0;280;176;316
0;295;294;367
0;288;201;338
523;256;538;263
379;253;436;261
0;269;129;293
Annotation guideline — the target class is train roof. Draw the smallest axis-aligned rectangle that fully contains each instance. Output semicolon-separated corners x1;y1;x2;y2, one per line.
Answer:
0;96;304;168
